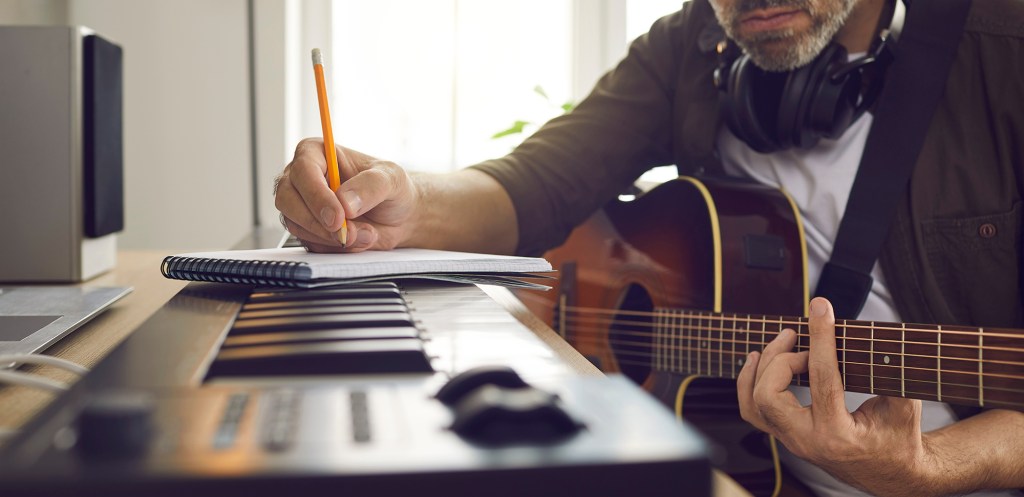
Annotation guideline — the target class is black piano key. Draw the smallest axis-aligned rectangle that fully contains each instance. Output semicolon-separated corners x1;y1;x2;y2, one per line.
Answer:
230;313;415;335
253;282;398;293
248;287;402;303
222;327;419;347
241;298;407;312
208;339;433;376
236;304;408;321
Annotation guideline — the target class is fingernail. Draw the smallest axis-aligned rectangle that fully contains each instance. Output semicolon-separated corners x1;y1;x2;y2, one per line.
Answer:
341;191;362;216
355;228;375;248
810;299;827;317
320;206;335;228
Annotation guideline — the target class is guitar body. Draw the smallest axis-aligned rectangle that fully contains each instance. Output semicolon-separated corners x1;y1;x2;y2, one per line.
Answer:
520;177;809;497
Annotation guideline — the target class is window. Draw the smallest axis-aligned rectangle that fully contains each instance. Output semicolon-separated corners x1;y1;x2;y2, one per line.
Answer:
326;0;687;175
331;0;572;173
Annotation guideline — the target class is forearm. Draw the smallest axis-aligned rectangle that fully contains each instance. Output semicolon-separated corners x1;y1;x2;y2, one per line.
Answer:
403;168;518;255
918;409;1024;494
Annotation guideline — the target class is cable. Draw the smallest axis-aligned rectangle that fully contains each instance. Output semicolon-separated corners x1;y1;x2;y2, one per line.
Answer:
0;355;90;375
0;370;67;393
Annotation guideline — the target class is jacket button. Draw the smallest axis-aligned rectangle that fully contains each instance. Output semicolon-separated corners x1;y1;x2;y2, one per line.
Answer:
978;223;997;238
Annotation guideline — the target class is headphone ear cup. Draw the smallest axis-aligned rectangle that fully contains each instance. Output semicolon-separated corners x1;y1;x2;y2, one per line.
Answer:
776;42;847;149
722;55;781;153
807;46;862;139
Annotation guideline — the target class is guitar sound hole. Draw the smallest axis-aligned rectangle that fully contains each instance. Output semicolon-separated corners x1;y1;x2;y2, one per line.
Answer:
608;284;653;385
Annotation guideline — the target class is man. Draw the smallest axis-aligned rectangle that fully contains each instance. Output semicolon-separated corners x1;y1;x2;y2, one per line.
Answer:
275;0;1024;495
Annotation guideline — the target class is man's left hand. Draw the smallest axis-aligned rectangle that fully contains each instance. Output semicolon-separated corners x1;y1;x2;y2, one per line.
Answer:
737;297;934;496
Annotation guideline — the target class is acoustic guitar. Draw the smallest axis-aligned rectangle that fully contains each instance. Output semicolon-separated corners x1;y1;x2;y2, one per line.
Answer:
517;176;1024;497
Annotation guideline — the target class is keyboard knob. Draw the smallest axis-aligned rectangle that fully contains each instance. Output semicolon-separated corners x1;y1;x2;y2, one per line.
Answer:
449;385;583;445
76;391;155;458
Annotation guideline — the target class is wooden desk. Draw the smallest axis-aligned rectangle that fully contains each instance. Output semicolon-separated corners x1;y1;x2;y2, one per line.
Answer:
0;250;749;497
0;251;186;433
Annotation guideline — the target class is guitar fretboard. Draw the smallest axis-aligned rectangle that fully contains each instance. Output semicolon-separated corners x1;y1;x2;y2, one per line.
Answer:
647;309;1023;411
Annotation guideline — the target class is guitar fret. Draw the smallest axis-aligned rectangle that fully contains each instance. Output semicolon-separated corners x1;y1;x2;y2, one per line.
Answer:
671;307;679;373
782;316;794;386
901;323;906;397
870;322;875;395
659;307;667;370
842;320;847;388
731;315;738;379
706;312;711;377
676;310;683;374
761;317;767;354
697;312;703;376
937;325;943;402
744;314;751;368
686;312;692;375
978;327;984;407
664;309;670;372
655;309;661;371
718;314;724;378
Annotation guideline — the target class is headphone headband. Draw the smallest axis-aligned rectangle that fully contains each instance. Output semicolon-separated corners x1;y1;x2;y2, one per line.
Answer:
714;0;901;153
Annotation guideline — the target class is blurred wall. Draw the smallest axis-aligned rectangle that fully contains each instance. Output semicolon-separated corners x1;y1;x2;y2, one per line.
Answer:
0;0;255;251
69;0;253;251
0;0;67;25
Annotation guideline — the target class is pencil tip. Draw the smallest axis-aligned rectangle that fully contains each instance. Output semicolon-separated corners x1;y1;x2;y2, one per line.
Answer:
339;225;348;247
311;48;323;66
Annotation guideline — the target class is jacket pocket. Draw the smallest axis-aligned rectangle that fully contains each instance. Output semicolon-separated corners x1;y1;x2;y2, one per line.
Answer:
920;202;1022;327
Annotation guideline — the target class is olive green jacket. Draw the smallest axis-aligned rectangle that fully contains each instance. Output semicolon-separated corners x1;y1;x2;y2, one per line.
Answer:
474;0;1024;331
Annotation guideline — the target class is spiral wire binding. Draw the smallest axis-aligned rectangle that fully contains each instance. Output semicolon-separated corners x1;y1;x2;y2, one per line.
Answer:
161;255;305;287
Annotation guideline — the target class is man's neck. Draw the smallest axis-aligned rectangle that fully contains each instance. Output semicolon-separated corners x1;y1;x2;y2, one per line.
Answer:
834;0;888;53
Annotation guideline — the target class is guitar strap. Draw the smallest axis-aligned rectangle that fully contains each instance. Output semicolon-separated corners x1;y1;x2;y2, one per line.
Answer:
815;0;974;319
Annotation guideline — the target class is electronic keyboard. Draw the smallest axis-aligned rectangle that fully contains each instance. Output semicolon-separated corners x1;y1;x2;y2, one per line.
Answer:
0;230;711;497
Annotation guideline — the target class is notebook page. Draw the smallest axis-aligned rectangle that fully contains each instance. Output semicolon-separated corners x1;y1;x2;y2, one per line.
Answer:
170;247;552;280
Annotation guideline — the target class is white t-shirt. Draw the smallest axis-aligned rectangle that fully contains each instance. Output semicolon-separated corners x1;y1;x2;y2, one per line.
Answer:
717;113;1019;497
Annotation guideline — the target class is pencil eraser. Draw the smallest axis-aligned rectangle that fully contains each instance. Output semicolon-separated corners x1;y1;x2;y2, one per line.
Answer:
311;48;323;66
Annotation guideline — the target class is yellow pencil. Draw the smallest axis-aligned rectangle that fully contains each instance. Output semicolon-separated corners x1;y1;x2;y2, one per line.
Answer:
312;48;347;246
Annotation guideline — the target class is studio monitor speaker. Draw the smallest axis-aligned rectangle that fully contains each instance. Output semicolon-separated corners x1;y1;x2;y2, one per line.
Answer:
0;26;124;282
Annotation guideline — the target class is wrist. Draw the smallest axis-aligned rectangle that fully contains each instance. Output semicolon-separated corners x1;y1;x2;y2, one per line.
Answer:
398;172;429;249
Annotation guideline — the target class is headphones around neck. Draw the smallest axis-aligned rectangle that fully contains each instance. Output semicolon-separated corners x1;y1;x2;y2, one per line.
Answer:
714;0;903;153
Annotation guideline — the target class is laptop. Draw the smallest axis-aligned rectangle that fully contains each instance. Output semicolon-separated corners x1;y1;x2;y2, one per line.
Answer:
0;286;131;357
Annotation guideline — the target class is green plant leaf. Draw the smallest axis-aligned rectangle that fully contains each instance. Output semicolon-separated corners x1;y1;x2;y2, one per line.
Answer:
491;120;531;139
533;85;550;101
561;101;575;113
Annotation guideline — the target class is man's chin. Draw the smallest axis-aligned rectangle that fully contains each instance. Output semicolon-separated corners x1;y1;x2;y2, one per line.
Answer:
738;35;819;72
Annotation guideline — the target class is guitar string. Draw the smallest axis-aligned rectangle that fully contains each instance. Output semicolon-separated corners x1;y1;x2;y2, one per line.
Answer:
558;305;1024;342
563;332;1024;379
559;317;1024;357
600;357;1024;408
589;348;1024;399
562;321;1024;364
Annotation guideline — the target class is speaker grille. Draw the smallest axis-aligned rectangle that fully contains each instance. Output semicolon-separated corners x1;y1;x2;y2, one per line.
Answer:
83;34;124;238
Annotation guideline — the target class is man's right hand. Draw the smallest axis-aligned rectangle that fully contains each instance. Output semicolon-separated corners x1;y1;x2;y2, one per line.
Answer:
274;138;420;253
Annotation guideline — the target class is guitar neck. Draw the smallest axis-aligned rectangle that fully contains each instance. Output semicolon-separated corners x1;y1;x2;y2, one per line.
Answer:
650;309;1024;411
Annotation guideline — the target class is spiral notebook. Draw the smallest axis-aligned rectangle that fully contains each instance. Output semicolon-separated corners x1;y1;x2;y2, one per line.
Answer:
161;247;553;289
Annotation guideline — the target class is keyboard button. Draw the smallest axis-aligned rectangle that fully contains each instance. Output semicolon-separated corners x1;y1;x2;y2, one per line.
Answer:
208;339;433;376
240;298;407;312
230;313;415;334
236;304;408;321
248;285;401;303
222;327;419;347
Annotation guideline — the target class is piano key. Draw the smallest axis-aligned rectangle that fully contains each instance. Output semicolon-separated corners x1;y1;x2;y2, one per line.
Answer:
240;298;407;312
230;313;415;335
248;287;402;303
222;327;420;347
208;339;433;375
236;304;409;321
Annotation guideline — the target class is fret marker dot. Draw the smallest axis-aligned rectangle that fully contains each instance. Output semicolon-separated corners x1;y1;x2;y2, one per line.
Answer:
738;359;744;366
883;355;890;365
